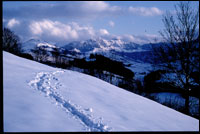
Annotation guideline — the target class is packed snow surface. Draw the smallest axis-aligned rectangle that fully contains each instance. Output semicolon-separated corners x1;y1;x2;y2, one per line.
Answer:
3;51;199;132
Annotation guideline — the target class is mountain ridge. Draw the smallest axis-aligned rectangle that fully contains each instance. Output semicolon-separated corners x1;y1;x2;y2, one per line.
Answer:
22;37;157;54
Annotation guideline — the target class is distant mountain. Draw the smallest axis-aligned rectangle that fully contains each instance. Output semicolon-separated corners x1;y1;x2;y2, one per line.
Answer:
61;38;142;53
22;38;167;55
22;38;161;55
19;38;164;82
21;39;58;53
21;38;166;64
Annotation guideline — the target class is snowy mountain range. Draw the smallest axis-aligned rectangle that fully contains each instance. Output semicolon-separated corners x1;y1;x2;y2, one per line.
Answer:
20;38;165;82
62;38;143;53
3;51;199;131
20;38;156;80
22;38;150;55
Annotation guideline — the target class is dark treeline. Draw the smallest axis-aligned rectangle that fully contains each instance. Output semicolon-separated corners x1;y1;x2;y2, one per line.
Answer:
71;54;134;79
143;70;199;98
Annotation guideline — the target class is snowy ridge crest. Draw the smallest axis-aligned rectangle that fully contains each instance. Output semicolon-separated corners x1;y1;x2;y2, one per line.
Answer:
28;70;112;132
62;38;140;53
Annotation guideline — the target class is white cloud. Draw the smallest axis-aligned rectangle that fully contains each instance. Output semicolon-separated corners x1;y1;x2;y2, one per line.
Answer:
4;17;161;45
81;1;121;13
29;20;79;41
7;18;20;28
81;1;109;12
109;21;115;27
129;7;163;16
70;22;95;38
110;33;161;44
28;19;160;44
99;29;109;36
121;34;135;42
134;34;161;44
29;19;98;43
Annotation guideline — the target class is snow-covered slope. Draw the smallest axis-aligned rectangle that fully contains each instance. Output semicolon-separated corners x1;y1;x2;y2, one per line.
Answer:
3;51;199;132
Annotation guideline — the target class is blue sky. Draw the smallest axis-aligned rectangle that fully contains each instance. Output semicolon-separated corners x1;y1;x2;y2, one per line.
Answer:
2;1;199;44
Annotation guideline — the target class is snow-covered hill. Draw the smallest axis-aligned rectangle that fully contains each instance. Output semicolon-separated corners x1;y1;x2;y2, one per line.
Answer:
21;39;58;53
3;51;199;132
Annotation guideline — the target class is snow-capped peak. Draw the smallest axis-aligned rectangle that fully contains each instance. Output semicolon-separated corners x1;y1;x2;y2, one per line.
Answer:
37;42;56;48
73;48;81;53
62;38;140;53
22;39;58;53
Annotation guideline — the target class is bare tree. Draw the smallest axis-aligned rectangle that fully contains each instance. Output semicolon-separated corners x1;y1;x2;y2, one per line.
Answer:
51;48;60;63
153;1;199;114
3;27;22;54
31;47;48;62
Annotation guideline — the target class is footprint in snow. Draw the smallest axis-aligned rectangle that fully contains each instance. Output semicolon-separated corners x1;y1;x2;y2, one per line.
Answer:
28;71;112;132
85;108;93;113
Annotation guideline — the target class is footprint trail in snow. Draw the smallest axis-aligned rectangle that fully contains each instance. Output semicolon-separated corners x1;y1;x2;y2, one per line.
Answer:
28;70;111;132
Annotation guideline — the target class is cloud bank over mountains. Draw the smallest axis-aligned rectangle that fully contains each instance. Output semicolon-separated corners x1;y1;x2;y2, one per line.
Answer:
3;18;161;44
3;1;162;44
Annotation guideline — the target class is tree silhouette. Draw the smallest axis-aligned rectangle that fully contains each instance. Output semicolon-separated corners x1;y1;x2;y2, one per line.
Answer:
3;27;22;54
153;1;199;114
